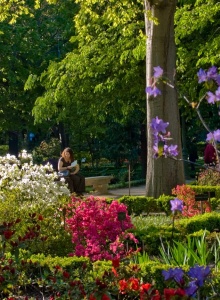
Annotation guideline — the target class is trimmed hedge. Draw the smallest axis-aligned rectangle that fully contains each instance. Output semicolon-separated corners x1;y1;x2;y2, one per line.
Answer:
116;185;220;216
187;185;220;198
131;212;220;256
117;195;173;216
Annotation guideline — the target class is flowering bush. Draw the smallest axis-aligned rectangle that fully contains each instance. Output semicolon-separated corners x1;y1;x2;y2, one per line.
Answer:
66;196;138;261
172;185;211;217
0;153;70;205
197;168;220;186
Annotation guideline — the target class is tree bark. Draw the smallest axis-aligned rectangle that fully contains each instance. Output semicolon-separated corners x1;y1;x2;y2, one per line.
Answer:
8;131;19;157
145;0;185;197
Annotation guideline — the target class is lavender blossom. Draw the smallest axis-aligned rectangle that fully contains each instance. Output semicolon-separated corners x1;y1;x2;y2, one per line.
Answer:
163;144;178;157
206;91;216;104
207;66;218;81
206;132;214;142
162;267;184;284
215;87;220;101
184;281;198;297
206;130;220;142
153;66;163;78
145;86;161;97
170;198;183;213
188;265;210;287
151;117;169;134
197;69;207;83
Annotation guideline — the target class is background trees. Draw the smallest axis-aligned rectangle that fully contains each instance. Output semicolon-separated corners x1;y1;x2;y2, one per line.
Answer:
1;0;220;196
29;0;146;169
175;0;220;140
0;0;77;153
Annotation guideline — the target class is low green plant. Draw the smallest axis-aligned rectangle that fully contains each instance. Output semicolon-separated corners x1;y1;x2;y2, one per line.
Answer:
131;248;158;265
159;232;212;266
131;215;171;230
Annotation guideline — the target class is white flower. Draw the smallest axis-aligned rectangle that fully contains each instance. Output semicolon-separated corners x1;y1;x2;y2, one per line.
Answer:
0;154;70;206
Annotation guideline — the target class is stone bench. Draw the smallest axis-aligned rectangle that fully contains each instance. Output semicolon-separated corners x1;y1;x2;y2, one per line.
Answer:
85;176;113;195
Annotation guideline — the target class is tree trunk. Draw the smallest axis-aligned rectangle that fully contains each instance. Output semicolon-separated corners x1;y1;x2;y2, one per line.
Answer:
140;123;147;177
58;122;69;151
145;0;185;197
8;131;19;157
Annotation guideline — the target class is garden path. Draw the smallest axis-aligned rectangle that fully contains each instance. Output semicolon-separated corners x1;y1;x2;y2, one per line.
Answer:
97;179;195;198
107;185;146;198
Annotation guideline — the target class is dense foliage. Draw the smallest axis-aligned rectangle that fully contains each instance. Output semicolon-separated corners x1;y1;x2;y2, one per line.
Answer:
66;196;137;261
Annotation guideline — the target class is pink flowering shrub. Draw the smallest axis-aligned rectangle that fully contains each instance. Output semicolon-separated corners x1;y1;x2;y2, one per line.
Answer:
65;196;138;261
172;185;211;217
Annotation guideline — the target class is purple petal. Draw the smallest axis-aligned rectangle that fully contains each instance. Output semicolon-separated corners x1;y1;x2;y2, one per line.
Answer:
153;66;163;78
207;66;218;80
213;129;220;142
170;198;183;212
207;91;216;104
151;116;169;134
197;69;207;83
206;132;214;142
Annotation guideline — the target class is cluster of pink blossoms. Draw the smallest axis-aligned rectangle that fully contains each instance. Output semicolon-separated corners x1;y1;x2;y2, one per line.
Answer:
66;196;138;261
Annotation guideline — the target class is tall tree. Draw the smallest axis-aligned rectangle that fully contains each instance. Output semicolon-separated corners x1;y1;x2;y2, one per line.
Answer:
30;0;146;159
175;0;220;137
145;0;184;197
0;0;76;153
30;0;185;196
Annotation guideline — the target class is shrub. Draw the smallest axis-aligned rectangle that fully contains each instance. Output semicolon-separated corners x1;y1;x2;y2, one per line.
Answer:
197;168;220;186
66;196;138;261
172;185;211;217
117;196;154;215
0;154;70;206
118;195;173;216
177;212;220;234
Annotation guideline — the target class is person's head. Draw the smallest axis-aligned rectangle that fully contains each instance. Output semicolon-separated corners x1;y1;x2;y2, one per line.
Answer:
61;147;74;162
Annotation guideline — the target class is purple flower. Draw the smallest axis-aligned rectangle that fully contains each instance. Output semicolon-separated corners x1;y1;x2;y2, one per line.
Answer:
152;145;159;158
213;129;220;142
188;265;210;287
215;87;220;101
198;66;220;85
206;91;216;104
162;267;184;284
151;116;169;134
170;198;183;213
206;132;214;142
163;144;178;157
207;66;218;80
184;281;198;297
215;74;220;85
197;68;207;83
145;86;161;97
206;130;220;142
153;66;163;78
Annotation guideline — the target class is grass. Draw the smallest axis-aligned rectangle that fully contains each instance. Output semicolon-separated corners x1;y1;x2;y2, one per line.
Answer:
131;214;172;230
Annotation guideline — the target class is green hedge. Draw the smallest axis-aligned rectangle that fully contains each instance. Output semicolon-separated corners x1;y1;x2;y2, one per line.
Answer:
117;195;173;216
187;185;220;198
26;253;220;296
131;212;220;256
177;212;220;234
117;185;220;216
